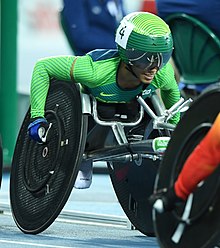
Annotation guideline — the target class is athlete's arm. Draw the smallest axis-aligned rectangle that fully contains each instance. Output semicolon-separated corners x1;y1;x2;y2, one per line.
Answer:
30;56;77;118
152;63;181;124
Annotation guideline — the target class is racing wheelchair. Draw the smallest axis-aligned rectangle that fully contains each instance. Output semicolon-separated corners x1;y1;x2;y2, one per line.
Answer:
153;83;220;248
9;79;191;236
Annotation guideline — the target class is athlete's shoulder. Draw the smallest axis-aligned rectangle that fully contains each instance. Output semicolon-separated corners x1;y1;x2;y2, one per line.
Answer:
157;62;173;76
73;49;120;87
155;63;174;80
87;49;119;62
152;62;176;88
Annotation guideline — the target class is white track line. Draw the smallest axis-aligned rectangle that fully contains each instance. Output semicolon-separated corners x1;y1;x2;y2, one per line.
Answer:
0;240;75;248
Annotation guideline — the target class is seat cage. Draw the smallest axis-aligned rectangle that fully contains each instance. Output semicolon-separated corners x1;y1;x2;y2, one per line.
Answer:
80;91;191;145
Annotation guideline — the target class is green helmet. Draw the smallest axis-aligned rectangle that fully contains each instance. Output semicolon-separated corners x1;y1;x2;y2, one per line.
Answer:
115;12;173;70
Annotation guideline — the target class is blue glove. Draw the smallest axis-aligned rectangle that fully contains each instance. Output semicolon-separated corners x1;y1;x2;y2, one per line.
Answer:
28;118;49;143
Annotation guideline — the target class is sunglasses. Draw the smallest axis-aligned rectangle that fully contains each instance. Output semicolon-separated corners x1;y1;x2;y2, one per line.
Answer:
126;50;173;70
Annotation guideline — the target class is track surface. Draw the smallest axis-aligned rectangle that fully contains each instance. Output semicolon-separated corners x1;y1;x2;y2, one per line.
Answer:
0;171;159;248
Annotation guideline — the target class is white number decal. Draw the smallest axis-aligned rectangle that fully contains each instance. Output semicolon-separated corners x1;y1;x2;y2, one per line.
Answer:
115;19;134;49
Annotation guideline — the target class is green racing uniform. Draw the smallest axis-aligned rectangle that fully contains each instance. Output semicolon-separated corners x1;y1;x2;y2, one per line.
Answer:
30;49;180;124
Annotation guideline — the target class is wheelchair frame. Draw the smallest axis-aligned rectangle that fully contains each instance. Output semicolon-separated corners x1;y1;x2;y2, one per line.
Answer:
80;90;192;163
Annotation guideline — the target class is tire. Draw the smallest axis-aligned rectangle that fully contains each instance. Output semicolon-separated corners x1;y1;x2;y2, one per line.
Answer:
10;80;88;234
154;85;220;248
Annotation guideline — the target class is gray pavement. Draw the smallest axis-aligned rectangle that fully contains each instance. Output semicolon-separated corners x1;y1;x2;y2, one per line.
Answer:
0;166;160;248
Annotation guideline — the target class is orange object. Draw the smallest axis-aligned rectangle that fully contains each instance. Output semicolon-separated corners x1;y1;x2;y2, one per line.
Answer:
141;0;157;15
175;113;220;200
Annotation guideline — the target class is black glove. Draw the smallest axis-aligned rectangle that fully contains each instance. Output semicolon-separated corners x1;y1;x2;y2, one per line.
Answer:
149;187;184;213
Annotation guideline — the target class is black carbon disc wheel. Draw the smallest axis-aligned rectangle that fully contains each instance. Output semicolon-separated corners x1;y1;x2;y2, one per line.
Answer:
154;85;220;248
108;158;158;236
108;124;169;236
10;80;88;234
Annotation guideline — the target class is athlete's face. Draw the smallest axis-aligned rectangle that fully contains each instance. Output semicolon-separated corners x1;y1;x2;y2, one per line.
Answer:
132;66;158;84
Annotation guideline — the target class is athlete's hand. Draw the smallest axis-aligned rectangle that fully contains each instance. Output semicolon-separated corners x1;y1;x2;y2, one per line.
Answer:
149;187;184;213
28;117;49;143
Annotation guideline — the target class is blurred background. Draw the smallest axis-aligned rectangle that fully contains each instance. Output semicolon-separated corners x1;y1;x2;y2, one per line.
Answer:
0;0;156;169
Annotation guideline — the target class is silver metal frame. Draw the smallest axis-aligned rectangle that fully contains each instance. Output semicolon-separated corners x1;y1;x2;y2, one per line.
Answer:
81;91;192;146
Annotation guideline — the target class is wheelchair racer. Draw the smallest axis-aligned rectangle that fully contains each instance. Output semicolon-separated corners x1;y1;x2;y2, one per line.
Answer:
150;112;220;212
28;12;181;189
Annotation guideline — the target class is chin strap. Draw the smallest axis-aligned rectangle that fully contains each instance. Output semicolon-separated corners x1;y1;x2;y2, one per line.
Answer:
125;64;138;79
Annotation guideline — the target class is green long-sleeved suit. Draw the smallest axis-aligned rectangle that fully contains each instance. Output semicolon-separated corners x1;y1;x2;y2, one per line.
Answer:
30;49;180;124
